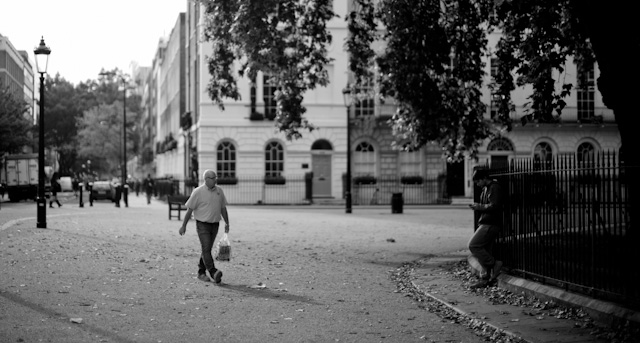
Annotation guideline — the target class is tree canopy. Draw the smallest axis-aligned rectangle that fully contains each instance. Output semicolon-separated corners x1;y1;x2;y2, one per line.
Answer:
0;82;32;156
348;0;494;161
199;0;336;139
73;69;142;178
197;0;634;164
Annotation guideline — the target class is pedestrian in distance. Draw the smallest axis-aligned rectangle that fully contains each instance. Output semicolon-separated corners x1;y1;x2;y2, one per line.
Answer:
468;167;503;289
178;170;230;284
72;175;79;198
135;178;140;197
49;172;62;208
143;174;155;205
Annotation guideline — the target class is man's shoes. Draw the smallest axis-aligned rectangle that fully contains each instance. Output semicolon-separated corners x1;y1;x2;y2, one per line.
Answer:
212;270;223;284
490;261;503;281
197;273;210;282
469;279;489;289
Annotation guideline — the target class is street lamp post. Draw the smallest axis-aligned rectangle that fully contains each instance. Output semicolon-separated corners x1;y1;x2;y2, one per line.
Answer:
342;86;353;214
34;37;51;228
99;71;128;207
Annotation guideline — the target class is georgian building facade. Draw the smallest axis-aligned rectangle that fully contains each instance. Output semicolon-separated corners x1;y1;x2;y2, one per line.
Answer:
136;1;620;203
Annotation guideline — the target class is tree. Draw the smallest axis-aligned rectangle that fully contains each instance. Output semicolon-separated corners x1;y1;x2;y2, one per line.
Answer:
0;82;33;156
43;74;85;174
489;0;638;293
348;0;494;161
76;103;123;177
76;69;143;178
198;0;336;139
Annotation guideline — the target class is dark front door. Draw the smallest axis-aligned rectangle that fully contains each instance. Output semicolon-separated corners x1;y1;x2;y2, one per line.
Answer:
447;161;465;197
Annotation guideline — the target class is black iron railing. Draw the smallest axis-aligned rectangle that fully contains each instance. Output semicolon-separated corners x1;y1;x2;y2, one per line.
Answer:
488;152;639;308
351;175;449;205
157;175;309;205
153;174;450;206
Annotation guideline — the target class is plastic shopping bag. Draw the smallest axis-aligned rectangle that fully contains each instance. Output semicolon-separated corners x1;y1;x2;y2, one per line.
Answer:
215;233;231;261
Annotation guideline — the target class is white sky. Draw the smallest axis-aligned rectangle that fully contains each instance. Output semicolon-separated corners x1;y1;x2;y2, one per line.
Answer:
1;0;188;85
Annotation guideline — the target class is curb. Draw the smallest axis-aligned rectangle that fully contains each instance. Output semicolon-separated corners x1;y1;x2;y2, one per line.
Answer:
410;279;530;343
467;256;640;330
499;274;640;329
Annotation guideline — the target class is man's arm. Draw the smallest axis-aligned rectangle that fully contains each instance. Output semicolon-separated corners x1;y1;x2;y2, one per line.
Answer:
178;208;194;236
221;206;230;233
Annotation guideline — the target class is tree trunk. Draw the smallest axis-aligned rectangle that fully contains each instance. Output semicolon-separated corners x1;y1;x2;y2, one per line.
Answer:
574;0;639;302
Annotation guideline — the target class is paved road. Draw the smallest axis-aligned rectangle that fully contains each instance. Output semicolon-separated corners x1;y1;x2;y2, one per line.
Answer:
1;193;486;343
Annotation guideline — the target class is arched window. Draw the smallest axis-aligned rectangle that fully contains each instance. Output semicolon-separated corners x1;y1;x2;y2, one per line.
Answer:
487;137;514;170
216;141;236;178
399;143;421;176
354;141;376;176
534;142;553;169
577;142;595;165
311;139;332;151
487;137;514;151
265;141;284;177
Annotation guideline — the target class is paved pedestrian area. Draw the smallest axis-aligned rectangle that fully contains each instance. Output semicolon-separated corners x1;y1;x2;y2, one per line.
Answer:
1;192;638;342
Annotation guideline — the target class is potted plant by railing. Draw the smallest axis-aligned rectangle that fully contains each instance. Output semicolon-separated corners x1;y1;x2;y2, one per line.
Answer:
265;109;277;121
249;111;264;121
401;175;424;185
354;175;377;185
185;179;199;187
216;176;239;185
264;175;286;185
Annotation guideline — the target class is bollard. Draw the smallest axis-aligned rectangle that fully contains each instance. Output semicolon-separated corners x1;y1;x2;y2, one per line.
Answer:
79;184;84;207
123;184;129;207
115;185;121;208
391;193;403;214
88;183;93;206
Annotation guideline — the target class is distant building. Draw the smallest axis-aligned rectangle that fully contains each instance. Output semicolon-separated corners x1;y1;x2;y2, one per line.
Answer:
0;34;35;123
1;33;37;156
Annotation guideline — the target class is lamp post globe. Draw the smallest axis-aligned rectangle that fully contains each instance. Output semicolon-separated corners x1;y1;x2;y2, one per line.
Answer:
34;37;51;229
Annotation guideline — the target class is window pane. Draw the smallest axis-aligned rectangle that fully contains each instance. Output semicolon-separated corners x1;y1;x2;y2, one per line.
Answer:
216;141;236;178
265;142;284;177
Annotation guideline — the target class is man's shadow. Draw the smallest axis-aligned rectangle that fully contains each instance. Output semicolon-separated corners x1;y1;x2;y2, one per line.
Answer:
216;283;321;305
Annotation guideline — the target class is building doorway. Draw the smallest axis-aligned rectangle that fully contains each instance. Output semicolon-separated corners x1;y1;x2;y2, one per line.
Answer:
447;161;465;197
311;139;333;197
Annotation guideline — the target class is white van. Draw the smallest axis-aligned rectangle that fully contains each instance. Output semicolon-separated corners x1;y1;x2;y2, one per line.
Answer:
59;176;73;192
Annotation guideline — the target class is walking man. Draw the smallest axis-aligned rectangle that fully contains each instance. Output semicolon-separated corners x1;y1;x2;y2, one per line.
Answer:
143;174;154;205
468;167;503;289
178;170;230;284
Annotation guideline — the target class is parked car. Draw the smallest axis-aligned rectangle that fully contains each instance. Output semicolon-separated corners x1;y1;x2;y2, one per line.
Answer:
59;176;73;192
91;180;114;201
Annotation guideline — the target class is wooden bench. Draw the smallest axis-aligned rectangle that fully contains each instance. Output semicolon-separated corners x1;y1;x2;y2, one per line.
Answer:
167;195;190;220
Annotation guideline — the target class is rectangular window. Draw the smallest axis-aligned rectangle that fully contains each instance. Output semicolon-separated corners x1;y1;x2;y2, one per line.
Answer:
354;142;376;176
399;150;421;176
263;74;277;120
490;57;499;118
577;62;595;121
354;78;375;117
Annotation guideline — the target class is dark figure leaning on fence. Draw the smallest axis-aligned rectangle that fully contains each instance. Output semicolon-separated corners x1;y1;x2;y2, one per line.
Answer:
178;170;230;284
468;167;503;289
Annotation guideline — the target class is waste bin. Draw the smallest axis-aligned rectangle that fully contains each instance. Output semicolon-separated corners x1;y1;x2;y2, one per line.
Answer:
391;193;403;214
